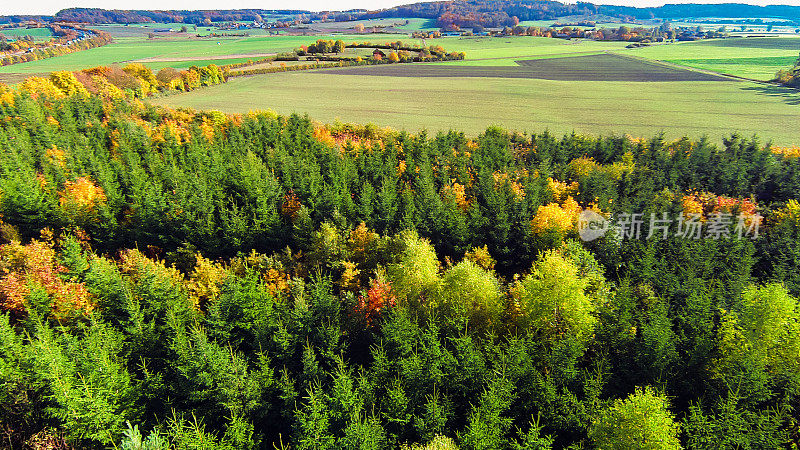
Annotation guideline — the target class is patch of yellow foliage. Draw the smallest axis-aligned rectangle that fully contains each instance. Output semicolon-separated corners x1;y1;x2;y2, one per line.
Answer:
0;238;94;322
91;75;126;100
187;253;227;309
46;146;67;168
464;245;496;272
773;199;800;227
493;171;525;200
154;119;191;145
49;71;89;97
567;156;600;179
771;146;800;158
547;178;578;202
532;197;581;234
441;181;470;210
0;84;14;107
199;118;215;142
20;76;65;99
59;177;107;212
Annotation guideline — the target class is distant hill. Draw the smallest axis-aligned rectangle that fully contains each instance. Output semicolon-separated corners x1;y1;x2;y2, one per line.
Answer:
50;8;317;24
1;1;799;26
367;1;800;29
597;3;800;21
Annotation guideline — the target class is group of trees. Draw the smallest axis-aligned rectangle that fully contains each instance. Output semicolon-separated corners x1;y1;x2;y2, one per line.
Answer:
0;26;112;67
443;22;726;43
1;80;800;449
775;52;800;88
297;39;347;55
286;41;465;65
13;63;226;101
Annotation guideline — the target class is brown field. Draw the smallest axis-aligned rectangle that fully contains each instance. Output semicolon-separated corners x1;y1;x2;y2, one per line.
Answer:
317;54;734;82
0;73;40;84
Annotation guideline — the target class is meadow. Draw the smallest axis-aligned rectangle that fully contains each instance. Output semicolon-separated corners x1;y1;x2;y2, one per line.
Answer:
429;36;630;62
151;69;799;146
622;37;800;80
0;33;410;75
0;26;54;41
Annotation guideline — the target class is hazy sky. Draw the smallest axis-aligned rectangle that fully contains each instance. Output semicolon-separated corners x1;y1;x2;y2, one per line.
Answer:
3;0;800;17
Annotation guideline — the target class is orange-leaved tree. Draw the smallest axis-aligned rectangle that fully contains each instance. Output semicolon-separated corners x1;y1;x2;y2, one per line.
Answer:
0;237;93;321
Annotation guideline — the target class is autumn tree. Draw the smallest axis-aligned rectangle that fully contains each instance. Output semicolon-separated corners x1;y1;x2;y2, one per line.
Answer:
589;387;682;450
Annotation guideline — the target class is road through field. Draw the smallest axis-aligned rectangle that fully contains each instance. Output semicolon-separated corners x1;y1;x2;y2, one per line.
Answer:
151;69;800;146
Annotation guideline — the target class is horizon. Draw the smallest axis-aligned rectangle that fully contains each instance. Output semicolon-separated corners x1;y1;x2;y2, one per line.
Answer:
3;0;800;17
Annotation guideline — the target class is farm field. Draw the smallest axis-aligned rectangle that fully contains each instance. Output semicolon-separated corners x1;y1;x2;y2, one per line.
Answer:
91;23;220;37
301;17;437;31
430;36;630;61
623;37;800;80
320;54;730;81
0;26;54;41
0;33;407;75
151;67;800;146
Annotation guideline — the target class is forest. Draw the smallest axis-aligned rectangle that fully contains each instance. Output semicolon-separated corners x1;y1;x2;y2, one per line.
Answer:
0;83;800;449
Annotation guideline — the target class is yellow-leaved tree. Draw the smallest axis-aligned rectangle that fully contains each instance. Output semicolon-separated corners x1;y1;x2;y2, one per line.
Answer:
589;387;682;450
58;177;107;225
514;249;600;347
712;284;800;387
20;76;65;99
439;259;504;332
387;230;441;314
0;83;14;106
49;71;89;97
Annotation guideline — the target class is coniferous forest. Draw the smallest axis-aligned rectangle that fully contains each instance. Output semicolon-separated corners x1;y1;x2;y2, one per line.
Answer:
1;87;800;449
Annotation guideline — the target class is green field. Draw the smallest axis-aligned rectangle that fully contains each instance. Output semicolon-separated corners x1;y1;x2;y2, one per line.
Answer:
622;37;800;80
303;18;437;31
1;27;54;41
0;34;408;75
92;23;219;37
150;70;800;146
433;36;629;60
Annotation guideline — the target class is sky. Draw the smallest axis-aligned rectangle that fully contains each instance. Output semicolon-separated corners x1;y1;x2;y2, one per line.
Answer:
2;0;800;17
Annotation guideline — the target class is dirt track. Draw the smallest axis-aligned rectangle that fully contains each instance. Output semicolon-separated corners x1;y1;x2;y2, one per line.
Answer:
317;54;734;82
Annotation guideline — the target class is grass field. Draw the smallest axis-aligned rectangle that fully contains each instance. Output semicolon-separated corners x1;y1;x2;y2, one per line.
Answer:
303;18;436;31
151;69;800;146
1;27;54;41
621;37;800;80
92;24;219;38
435;36;629;60
0;34;407;75
321;54;730;81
